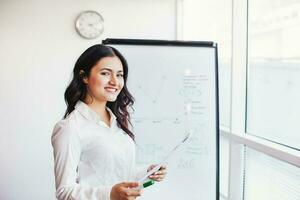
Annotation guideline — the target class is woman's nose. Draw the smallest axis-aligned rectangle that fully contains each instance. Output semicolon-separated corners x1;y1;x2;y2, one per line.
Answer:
109;74;118;85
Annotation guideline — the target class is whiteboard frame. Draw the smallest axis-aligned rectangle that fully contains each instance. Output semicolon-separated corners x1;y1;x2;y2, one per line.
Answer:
103;38;220;200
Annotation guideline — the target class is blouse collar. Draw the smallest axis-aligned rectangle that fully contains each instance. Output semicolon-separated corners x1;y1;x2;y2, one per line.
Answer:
75;100;117;128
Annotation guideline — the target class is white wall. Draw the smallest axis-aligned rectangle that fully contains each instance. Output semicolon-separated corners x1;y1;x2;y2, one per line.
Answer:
0;0;176;199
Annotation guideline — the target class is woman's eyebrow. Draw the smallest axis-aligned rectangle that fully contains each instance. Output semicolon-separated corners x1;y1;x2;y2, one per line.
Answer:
100;67;123;73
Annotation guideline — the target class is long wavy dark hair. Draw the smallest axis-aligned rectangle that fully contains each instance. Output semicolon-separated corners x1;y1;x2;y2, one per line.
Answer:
64;44;135;140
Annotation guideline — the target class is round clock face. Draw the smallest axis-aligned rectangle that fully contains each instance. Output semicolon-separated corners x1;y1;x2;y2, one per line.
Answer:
75;11;104;39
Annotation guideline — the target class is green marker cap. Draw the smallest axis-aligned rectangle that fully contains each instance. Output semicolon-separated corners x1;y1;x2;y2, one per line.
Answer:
143;180;155;188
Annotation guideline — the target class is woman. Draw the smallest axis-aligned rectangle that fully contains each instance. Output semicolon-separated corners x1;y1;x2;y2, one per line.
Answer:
51;44;167;200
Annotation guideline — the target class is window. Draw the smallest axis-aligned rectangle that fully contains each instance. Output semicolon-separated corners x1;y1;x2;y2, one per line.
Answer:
220;135;230;196
179;0;300;199
246;0;300;150
244;147;300;200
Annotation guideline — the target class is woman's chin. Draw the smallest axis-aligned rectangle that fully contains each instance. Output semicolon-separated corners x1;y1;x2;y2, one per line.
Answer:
106;96;118;102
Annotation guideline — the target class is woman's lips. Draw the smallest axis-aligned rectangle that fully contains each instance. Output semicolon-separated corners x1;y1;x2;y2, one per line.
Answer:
105;87;118;93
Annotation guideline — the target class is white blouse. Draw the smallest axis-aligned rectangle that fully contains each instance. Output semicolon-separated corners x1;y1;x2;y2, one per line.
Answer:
51;101;145;200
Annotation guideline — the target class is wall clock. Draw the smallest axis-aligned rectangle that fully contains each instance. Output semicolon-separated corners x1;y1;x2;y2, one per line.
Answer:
75;10;104;39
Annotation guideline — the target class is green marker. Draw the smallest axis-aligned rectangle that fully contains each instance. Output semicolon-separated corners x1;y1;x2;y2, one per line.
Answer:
136;180;155;189
143;180;155;188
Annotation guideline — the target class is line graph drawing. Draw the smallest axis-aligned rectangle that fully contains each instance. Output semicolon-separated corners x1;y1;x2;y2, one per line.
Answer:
134;75;167;104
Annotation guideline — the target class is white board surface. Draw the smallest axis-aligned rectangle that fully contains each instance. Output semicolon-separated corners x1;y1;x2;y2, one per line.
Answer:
106;39;219;200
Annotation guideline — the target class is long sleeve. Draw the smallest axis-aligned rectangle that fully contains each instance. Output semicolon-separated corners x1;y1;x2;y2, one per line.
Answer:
51;120;112;200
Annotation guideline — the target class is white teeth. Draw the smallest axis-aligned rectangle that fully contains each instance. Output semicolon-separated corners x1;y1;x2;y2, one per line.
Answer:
105;88;117;92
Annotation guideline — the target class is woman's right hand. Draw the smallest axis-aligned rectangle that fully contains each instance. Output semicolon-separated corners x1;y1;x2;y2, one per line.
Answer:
110;182;143;200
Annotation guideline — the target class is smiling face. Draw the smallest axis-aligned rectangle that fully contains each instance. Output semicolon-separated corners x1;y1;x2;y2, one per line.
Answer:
83;56;124;103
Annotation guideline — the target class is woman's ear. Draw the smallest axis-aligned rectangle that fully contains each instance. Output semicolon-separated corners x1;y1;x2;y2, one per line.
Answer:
80;70;88;84
83;77;88;84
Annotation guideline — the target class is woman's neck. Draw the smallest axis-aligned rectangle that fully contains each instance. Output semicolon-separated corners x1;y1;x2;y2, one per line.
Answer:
84;97;111;126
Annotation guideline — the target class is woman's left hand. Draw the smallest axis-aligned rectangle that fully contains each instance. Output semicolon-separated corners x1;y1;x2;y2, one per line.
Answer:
147;164;167;182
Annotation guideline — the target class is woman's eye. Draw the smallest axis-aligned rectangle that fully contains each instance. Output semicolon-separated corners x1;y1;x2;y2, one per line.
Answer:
100;72;110;76
117;74;124;78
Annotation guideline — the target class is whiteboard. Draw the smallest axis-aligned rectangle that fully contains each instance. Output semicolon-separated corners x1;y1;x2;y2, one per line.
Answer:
103;39;219;200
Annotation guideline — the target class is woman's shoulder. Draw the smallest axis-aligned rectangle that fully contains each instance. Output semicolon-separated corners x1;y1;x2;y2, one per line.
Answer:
51;112;79;143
